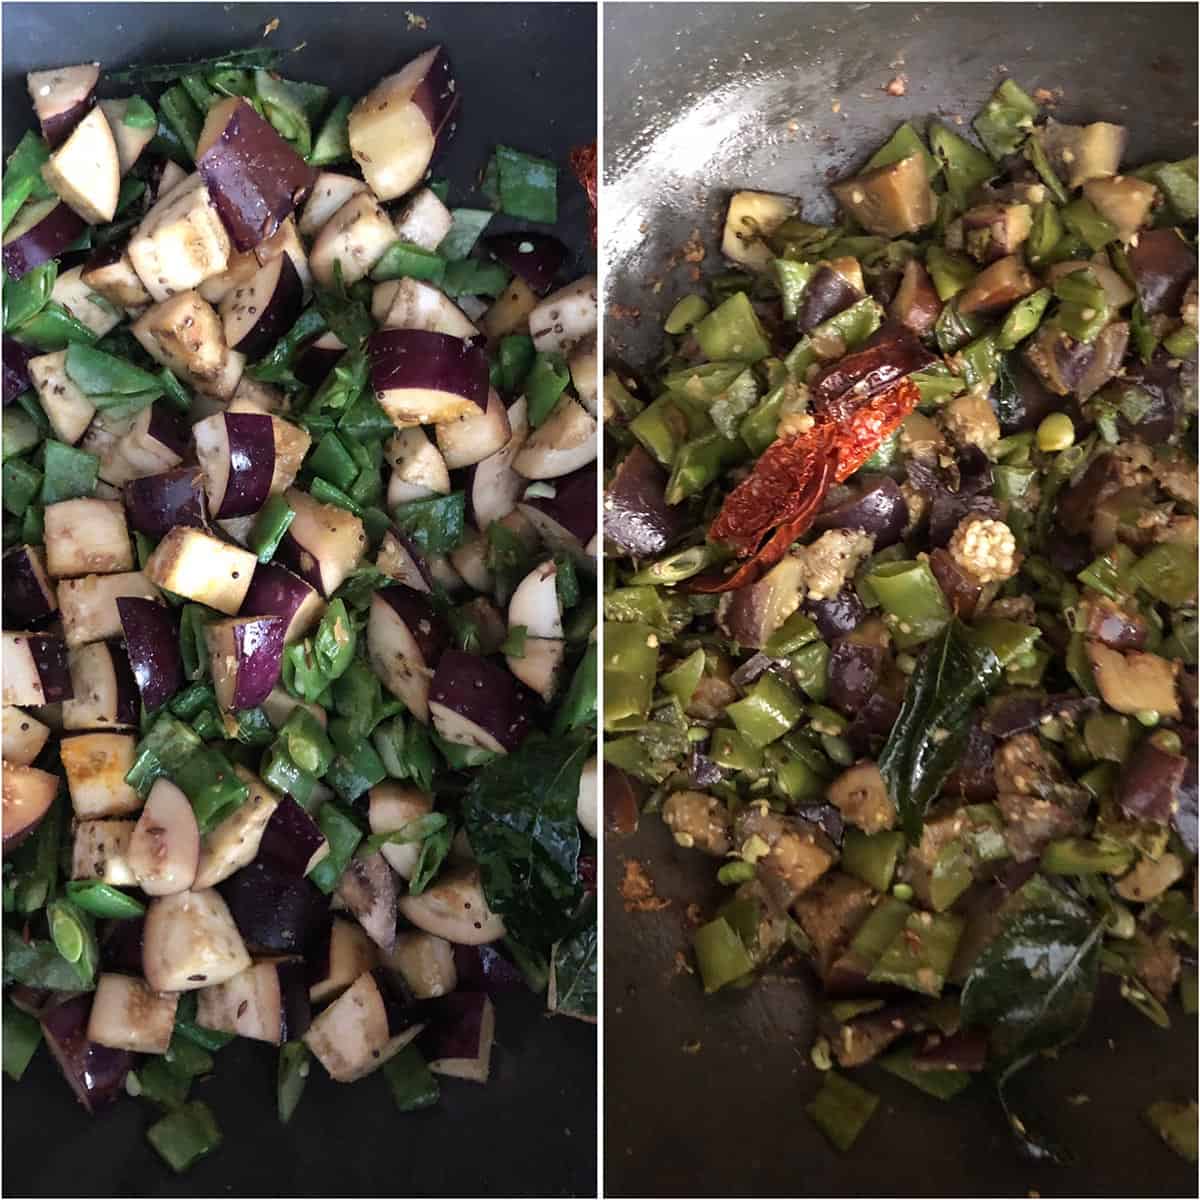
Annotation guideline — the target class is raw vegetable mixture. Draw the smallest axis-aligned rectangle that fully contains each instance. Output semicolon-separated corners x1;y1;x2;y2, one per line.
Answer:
603;78;1196;1163
2;42;598;1173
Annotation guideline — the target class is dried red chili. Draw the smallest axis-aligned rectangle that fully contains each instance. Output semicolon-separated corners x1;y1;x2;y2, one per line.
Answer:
689;377;921;593
570;141;597;246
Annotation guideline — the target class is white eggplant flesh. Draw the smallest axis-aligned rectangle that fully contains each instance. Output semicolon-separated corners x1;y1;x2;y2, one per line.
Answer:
128;174;232;303
385;427;451;506
72;818;137;885
368;782;434;880
59;732;141;818
43;499;133;578
512;395;597;480
1;706;51;766
309;191;395;288
81;247;152;311
128;777;200;896
298;171;368;238
470;396;530;529
132;290;243;400
57;571;158;648
508;559;564;638
141;888;252;992
303;971;422;1082
383;932;457;1000
393;187;453;251
310;918;378;1005
97;99;156;175
28;350;96;445
481;275;538;341
507;636;565;702
50;265;122;338
435;387;510;468
379;277;478;339
26;62;99;148
194;961;294;1045
41;105;120;225
568;333;598;415
193;769;280;889
448;530;492;594
528;276;597;356
396;865;506;945
721;190;799;270
144;527;256;615
86;973;178;1054
577;755;599;838
281;488;367;597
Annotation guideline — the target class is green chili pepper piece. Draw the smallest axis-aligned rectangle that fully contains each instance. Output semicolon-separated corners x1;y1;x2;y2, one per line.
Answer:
726;671;804;749
692;916;754;993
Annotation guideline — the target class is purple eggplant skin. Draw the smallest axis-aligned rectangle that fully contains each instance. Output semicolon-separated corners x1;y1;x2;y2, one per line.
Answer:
367;329;490;411
40;994;135;1114
107;639;142;727
1118;353;1187;445
483;233;567;295
812;475;908;549
123;468;209;538
258;795;328;877
826;639;885;718
335;852;397;951
687;746;726;789
302;910;336;988
452;944;526;994
795;266;862;334
218;860;328;954
810;323;936;417
525;461;599;547
846;669;905;757
229;615;287;709
981;693;1098;740
371;967;419;1037
228;253;304;360
430;649;534;751
912;1029;988;1072
3;336;36;404
197;99;318;252
240;563;319;640
1118;739;1187;825
116;597;183;712
3;545;57;627
145;403;190;460
417;989;490;1061
294;337;344;389
3;200;86;279
1085;597;1148;651
99;916;146;974
928;547;984;619
277;958;313;1042
603;446;686;557
1173;742;1197;856
805;588;866;642
27;634;74;703
940;718;998;802
1126;228;1197;316
218;412;276;518
798;802;845;848
379;585;449;665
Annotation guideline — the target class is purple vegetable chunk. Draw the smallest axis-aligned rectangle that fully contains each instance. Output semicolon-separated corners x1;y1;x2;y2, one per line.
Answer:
116;596;183;712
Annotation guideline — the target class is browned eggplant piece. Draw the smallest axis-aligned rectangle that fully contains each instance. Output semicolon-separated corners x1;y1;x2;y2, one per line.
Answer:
962;203;1031;264
1125;228;1197;317
941;719;998;802
827;761;896;834
1086;642;1181;721
1083;176;1157;242
832;154;936;238
928;546;984;618
792;871;876;983
795;265;862;334
1037;120;1127;188
888;257;941;336
1024;320;1129;399
27;63;98;148
1118;738;1187;825
810;323;935;416
603;444;688;558
719;555;804;649
812;475;909;549
1084;595;1149;650
957;255;1036;315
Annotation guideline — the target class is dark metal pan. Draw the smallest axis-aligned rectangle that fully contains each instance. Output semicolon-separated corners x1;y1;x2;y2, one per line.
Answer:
602;4;1197;1197
1;4;595;1196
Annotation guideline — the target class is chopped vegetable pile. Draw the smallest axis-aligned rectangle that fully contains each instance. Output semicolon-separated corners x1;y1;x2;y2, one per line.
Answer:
2;41;597;1173
603;78;1196;1163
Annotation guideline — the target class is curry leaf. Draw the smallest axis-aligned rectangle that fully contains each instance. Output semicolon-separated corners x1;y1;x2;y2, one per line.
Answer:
549;894;597;1021
392;492;466;555
462;736;588;948
879;620;1003;841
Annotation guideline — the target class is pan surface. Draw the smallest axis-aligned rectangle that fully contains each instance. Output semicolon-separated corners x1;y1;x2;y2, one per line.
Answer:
603;4;1197;1197
1;4;596;1197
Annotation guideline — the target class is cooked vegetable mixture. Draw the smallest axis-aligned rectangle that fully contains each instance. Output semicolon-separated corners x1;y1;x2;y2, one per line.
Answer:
603;79;1196;1162
2;43;597;1171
